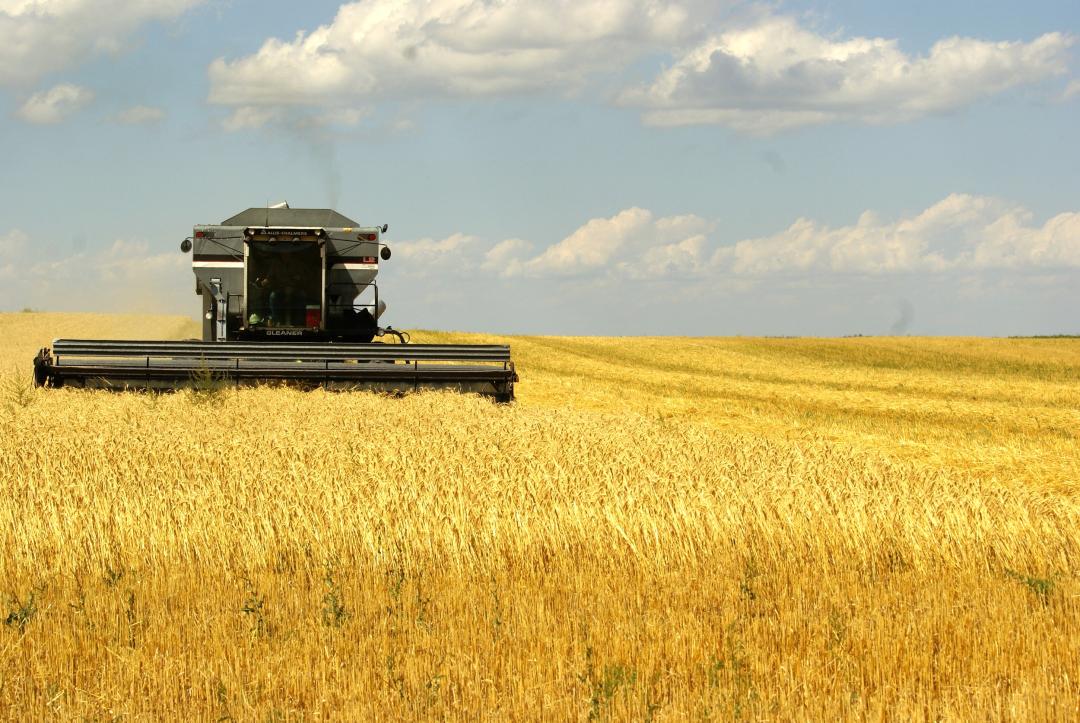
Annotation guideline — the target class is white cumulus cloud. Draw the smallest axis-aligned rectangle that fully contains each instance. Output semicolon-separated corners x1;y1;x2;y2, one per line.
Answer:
482;238;534;275
626;233;707;279
0;0;205;87
712;194;1080;275
394;195;1080;282
524;207;654;274
619;15;1074;133
389;211;714;280
1;230;188;312
393;233;480;274
362;195;1080;283
208;0;695;107
207;6;1074;133
15;83;94;123
96;239;186;280
519;208;712;277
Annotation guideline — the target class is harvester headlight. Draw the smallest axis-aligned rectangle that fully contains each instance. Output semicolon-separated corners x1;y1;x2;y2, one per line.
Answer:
380;246;391;260
180;239;192;253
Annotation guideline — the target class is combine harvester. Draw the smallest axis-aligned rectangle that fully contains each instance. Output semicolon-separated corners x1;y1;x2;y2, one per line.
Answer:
33;204;517;401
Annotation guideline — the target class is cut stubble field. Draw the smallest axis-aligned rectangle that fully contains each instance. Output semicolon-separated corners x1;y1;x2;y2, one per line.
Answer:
1;312;1078;719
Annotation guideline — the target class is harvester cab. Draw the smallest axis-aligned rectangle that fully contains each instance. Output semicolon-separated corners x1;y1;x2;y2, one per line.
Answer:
33;205;517;401
189;206;395;344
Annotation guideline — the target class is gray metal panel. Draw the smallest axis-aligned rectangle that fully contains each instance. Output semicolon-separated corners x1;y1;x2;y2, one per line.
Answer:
191;228;244;258
323;233;380;255
220;208;359;227
190;228;244;323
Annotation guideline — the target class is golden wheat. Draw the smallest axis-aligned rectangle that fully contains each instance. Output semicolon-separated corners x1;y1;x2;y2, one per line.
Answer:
0;312;1077;719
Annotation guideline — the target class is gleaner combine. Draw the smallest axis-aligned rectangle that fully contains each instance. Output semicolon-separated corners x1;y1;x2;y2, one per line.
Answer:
33;205;517;401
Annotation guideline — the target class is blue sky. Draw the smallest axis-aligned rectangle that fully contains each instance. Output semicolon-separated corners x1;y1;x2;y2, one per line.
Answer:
1;0;1078;335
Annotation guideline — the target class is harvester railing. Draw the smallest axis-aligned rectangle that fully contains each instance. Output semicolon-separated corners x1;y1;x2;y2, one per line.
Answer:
35;340;516;401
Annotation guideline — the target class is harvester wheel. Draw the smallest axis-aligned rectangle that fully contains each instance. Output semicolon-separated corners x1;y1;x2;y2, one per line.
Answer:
33;349;51;388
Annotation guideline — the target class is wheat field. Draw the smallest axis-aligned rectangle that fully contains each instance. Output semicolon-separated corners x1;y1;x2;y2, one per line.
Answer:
1;311;1078;720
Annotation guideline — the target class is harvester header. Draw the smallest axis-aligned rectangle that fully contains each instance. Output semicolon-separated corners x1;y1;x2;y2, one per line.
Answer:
34;204;517;401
